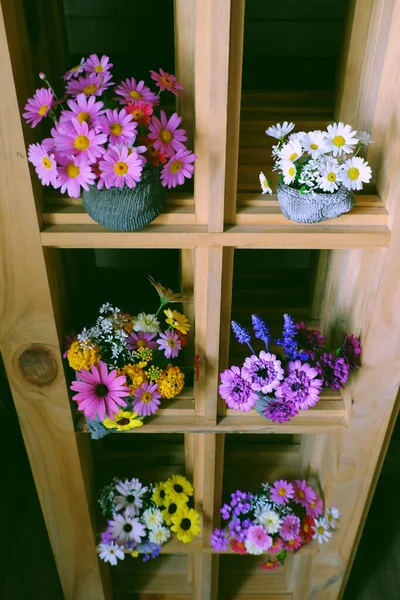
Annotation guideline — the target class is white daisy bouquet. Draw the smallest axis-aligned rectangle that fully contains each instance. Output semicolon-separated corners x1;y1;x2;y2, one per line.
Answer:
210;478;339;571
259;121;373;196
65;277;194;439
97;474;201;565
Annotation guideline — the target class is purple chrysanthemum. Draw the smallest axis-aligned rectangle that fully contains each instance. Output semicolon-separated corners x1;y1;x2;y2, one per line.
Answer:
243;351;284;394
231;320;252;345
228;518;252;542
316;352;350;390
263;398;299;423
210;529;229;551
295;322;326;360
280;515;301;541
275;360;323;410
340;334;361;368
251;314;271;347
219;366;258;412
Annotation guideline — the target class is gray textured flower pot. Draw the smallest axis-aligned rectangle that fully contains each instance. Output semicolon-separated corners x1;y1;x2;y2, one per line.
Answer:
82;167;165;231
277;183;355;224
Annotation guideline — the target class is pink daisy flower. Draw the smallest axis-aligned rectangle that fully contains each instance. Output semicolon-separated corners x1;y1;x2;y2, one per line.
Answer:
127;331;158;351
66;72;113;97
246;525;272;551
150;68;184;96
260;560;280;571
98;108;138;145
280;515;300;541
23;88;54;128
59;93;105;130
284;537;302;551
54;120;107;166
305;496;324;519
148;110;187;157
115;77;159;106
133;382;161;416
270;480;295;505
268;537;283;554
99;145;145;189
293;479;317;507
161;149;197;188
70;361;130;421
64;57;86;80
231;540;247;555
126;101;153;126
27;143;58;187
85;54;113;74
54;157;96;198
157;330;182;359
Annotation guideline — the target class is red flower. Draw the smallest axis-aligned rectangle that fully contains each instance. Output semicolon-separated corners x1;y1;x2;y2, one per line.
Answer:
139;135;168;167
176;330;189;347
260;560;279;571
126;101;153;126
231;539;247;555
300;516;315;542
194;354;201;381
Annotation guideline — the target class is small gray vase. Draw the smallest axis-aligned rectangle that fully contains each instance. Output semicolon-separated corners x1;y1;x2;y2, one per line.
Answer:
82;167;165;231
277;183;355;224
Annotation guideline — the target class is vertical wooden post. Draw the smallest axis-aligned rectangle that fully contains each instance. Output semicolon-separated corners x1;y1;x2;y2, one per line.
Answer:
174;0;195;149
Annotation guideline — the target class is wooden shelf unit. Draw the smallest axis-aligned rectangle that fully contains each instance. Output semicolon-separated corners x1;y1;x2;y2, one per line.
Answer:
1;0;400;599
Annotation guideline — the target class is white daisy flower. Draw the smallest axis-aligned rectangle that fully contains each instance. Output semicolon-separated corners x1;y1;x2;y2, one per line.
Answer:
280;160;297;185
325;507;340;529
143;508;164;531
356;131;374;146
313;518;332;544
97;542;125;566
278;140;303;163
149;526;171;545
115;479;148;516
109;512;146;545
302;130;329;157
133;312;160;333
265;121;295;140
256;509;283;534
324;122;358;156
317;158;342;193
341;157;372;190
244;539;264;555
259;171;273;195
288;131;306;142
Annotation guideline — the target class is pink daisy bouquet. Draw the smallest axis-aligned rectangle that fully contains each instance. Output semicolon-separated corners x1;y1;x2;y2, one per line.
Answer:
210;479;339;570
65;277;192;439
219;314;361;423
23;56;196;230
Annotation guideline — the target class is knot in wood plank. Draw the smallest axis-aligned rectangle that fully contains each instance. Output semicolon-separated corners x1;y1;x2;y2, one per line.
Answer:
19;346;58;386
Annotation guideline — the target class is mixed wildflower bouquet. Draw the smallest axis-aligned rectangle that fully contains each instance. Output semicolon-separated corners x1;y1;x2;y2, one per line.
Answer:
219;314;361;423
98;474;201;565
210;478;339;570
23;55;196;197
259;121;373;195
65;277;192;438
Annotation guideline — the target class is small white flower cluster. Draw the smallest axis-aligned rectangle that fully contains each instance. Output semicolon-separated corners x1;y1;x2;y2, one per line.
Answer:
262;121;374;194
85;303;135;368
251;491;292;518
313;507;340;544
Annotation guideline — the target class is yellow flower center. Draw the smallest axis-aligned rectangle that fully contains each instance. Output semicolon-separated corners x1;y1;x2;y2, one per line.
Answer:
310;143;318;150
136;339;148;348
288;167;295;177
74;135;90;151
110;122;123;136
327;172;337;182
348;167;360;180
170;160;182;174
289;152;298;161
71;64;81;72
77;111;90;124
304;524;310;532
167;339;176;347
288;539;295;546
161;76;173;87
278;488;286;496
310;502;316;509
298;490;305;498
133;109;144;120
266;562;274;568
114;161;128;176
38;105;49;116
333;135;345;147
317;526;325;534
142;392;152;403
129;90;142;99
66;163;80;178
94;65;104;73
327;514;333;521
161;128;172;143
41;157;52;169
83;84;98;95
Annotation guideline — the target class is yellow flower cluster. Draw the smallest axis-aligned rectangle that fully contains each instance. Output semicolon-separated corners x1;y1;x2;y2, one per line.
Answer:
118;363;147;394
67;340;100;371
147;365;162;382
133;347;153;368
157;364;185;399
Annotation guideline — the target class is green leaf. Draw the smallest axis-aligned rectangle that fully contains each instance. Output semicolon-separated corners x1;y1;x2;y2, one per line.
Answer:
276;550;287;566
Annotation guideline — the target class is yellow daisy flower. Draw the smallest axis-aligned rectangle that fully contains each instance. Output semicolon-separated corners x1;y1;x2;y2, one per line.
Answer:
118;364;147;394
152;482;167;507
157;365;185;399
164;474;194;504
67;340;100;371
162;496;187;526
103;410;143;431
164;309;191;334
171;507;201;544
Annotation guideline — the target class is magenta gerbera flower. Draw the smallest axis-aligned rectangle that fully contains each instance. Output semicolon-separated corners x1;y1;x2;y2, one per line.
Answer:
280;515;300;541
115;77;159;106
305;496;324;519
64;57;86;80
59;93;105;130
27;143;58;186
275;360;323;410
70;361;130;421
54;119;107;166
295;321;326;360
161;149;197;189
54;157;96;198
133;382;161;416
292;479;317;507
99;145;145;189
23;88;54;128
148;110;187;157
66;72;113;97
127;331;158;351
340;333;361;368
284;537;302;551
243;351;284;394
219;366;258;412
268;537;283;554
150;68;184;96
316;352;350;390
85;54;113;74
270;480;294;505
98;108;138;145
157;330;182;359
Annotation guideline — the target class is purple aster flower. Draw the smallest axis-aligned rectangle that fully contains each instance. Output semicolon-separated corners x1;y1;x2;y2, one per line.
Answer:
275;314;308;361
219;366;258;412
231;320;251;344
243;351;284;394
221;503;232;520
280;515;301;541
270;480;294;505
157;330;182;358
340;334;361;368
295;322;326;360
316;352;350;390
228;518;252;542
263;398;299;423
101;527;114;544
210;528;229;551
251;314;271;347
275;360;323;410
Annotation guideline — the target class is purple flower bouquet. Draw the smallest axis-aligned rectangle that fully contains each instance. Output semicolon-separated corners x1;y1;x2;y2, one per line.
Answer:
219;314;361;423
